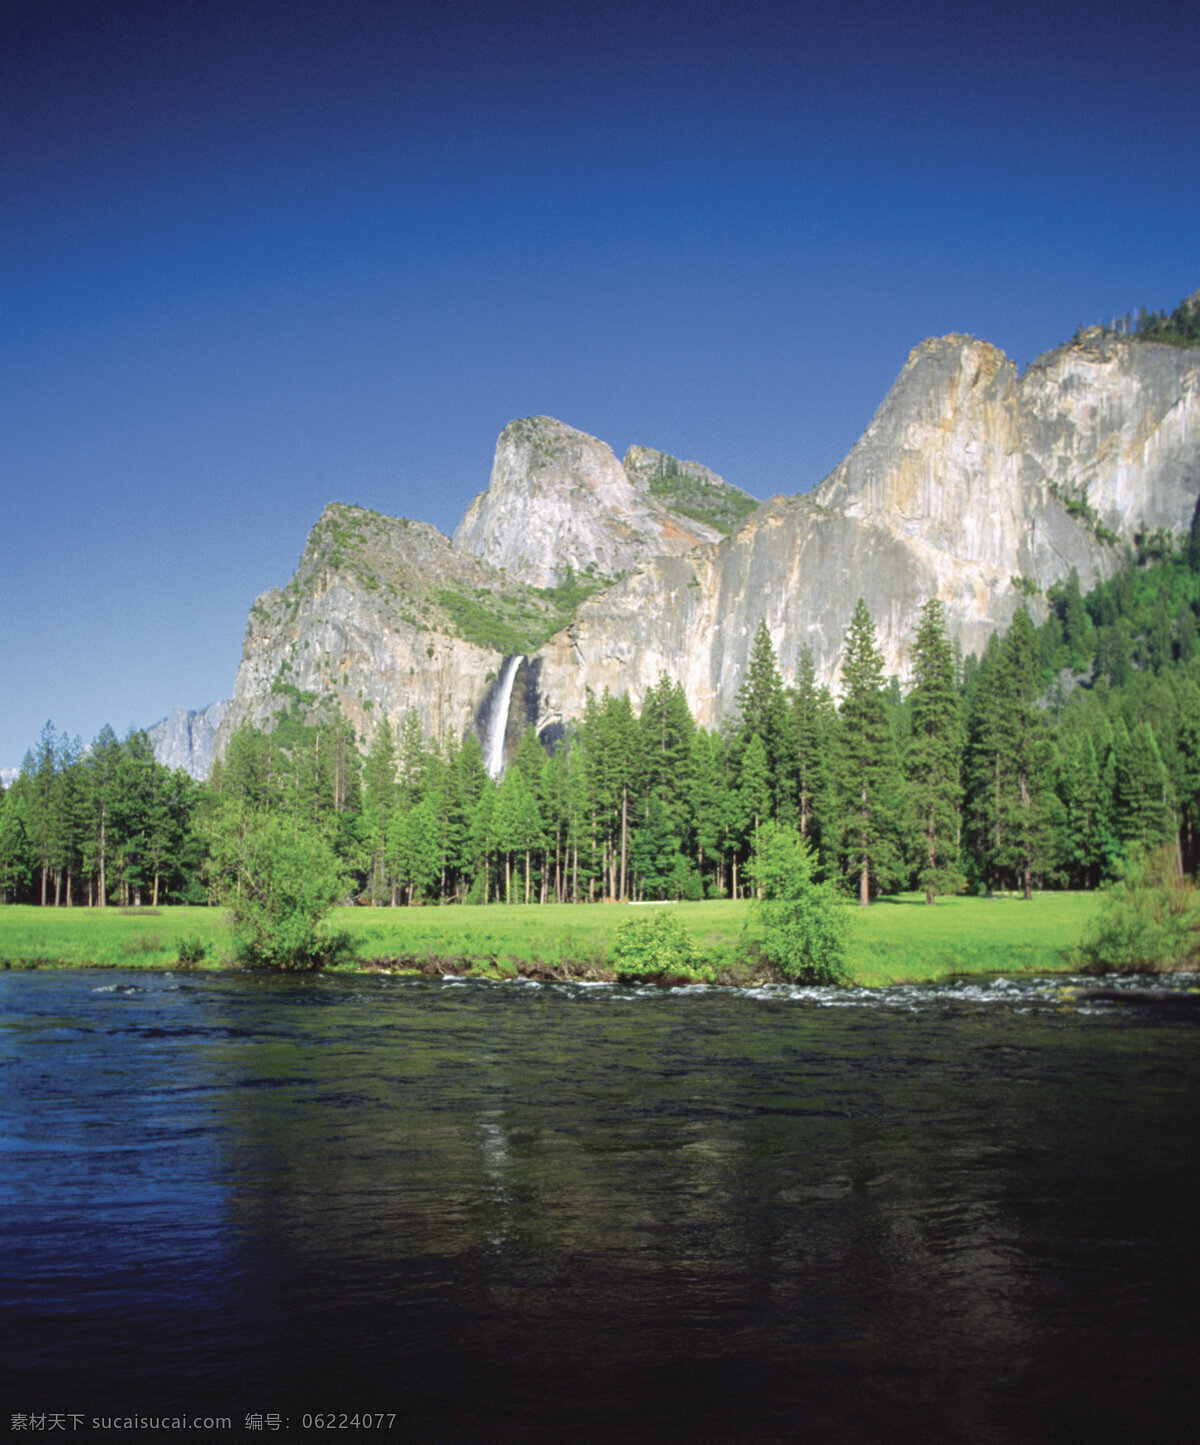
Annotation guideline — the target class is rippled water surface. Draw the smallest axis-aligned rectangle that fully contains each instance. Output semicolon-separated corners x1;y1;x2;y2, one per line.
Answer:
3;970;1199;1442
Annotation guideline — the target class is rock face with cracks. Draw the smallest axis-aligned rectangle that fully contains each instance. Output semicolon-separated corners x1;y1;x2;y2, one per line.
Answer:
147;702;228;779
453;416;724;587
204;330;1200;772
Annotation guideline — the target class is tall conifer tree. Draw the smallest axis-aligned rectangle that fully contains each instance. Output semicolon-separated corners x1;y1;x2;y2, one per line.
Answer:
993;608;1053;899
836;599;900;905
791;647;837;865
905;599;964;902
734;621;795;815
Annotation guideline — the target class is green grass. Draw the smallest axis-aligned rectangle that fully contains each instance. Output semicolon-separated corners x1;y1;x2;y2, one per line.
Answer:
843;891;1104;986
0;892;1106;985
0;906;236;970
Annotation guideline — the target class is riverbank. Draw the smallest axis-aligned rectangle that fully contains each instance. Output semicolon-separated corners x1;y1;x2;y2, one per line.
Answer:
0;892;1107;986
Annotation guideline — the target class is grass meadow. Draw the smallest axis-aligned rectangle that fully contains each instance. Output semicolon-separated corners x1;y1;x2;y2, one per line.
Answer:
0;891;1104;986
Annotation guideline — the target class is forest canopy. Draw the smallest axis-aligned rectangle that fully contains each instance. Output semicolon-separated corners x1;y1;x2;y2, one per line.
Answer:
5;537;1200;917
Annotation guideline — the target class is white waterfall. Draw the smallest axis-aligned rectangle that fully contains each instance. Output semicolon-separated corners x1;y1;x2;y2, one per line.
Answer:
484;654;524;777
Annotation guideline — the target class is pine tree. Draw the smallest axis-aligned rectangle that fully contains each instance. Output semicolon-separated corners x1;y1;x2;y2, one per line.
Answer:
564;739;593;902
639;672;695;836
1188;492;1200;574
1056;730;1105;887
468;781;497;903
219;721;272;808
737;732;771;895
836;600;900;905
905;599;964;902
1176;682;1200;873
388;797;441;903
1058;569;1096;670
493;764;543;903
733;621;795;814
1128;721;1174;851
629;793;685;900
538;746;570;903
583;692;640;900
361;717;398;903
112;730;159;907
786;647;826;843
396;710;427;810
688;729;730;896
993;608;1054;899
0;781;31;902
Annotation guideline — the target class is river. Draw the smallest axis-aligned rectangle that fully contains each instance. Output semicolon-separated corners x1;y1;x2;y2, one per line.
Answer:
2;970;1198;1442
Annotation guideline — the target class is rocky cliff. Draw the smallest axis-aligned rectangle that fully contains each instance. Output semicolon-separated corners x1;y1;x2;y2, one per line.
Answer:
453;416;728;587
1019;331;1200;537
212;502;582;760
211;328;1200;772
148;701;228;778
532;332;1199;731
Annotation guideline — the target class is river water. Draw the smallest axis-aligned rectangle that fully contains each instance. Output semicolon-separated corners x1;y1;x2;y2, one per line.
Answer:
2;969;1198;1442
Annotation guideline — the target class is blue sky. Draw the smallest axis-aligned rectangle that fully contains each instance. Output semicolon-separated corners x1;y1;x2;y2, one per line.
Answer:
3;0;1199;773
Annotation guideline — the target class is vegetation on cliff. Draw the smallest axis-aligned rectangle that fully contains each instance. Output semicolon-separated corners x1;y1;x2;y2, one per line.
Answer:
7;538;1200;977
625;449;759;535
1081;286;1200;348
242;504;612;727
436;568;606;655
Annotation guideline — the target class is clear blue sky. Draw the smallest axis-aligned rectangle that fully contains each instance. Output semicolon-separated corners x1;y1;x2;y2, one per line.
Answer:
3;0;1198;773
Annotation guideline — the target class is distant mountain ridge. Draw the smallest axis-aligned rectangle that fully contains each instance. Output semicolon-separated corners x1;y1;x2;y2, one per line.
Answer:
152;316;1200;778
147;701;227;779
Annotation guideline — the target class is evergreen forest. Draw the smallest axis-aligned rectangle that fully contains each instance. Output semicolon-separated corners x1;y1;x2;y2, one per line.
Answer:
5;536;1200;913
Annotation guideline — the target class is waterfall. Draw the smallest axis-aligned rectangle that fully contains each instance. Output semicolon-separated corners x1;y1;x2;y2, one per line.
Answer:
485;654;524;777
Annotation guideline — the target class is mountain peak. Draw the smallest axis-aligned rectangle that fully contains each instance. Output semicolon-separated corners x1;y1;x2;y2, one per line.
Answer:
452;416;721;587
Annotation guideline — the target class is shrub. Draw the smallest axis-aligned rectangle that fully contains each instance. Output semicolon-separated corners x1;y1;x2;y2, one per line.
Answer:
612;910;706;980
177;935;207;966
1072;844;1200;973
201;804;354;971
744;821;849;983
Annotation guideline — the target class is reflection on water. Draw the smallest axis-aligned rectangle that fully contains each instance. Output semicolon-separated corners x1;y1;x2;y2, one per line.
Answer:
2;971;1198;1441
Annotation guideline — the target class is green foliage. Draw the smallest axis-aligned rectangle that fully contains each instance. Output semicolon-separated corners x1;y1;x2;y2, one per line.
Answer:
536;566;605;616
1046;483;1122;547
15;530;1200;932
436;571;604;655
733;622;795;811
436;589;542;655
836;599;903;904
639;452;758;534
200;804;352;970
906;599;964;902
744;821;848;983
1078;291;1200;348
993;609;1056;897
0;894;1110;984
1128;291;1200;348
790;648;839;871
176;934;207;966
1072;845;1200;973
629;792;687;899
611;909;707;980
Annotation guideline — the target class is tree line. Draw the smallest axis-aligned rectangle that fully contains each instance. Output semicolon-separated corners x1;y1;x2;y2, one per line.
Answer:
5;540;1200;909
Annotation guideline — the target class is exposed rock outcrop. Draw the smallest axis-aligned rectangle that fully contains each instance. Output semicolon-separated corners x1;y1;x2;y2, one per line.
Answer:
211;327;1200;773
453;416;722;587
1019;332;1200;537
533;334;1139;728
214;505;528;759
148;701;228;779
